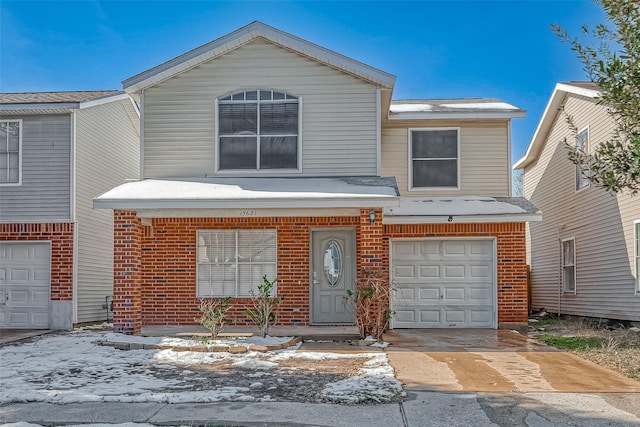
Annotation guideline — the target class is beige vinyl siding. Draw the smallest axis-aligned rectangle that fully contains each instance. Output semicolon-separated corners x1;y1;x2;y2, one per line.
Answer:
0;114;71;221
142;38;378;178
75;100;140;323
524;93;640;321
381;121;510;196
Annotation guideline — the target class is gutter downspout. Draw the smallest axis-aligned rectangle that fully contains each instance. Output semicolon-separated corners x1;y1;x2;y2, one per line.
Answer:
71;110;79;325
376;88;381;177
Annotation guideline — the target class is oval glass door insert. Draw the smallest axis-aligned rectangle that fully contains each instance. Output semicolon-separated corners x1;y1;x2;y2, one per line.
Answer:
323;240;343;287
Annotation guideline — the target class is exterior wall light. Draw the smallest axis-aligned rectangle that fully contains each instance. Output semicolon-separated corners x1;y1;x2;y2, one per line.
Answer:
447;215;454;222
369;209;376;224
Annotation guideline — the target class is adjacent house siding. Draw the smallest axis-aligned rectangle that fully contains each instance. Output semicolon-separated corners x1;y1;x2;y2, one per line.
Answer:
381;120;510;197
0;114;72;222
142;38;378;178
75;100;140;322
524;93;640;321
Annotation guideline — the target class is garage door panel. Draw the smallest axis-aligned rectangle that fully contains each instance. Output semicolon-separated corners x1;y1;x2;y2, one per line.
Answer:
444;265;465;278
419;265;439;278
419;288;439;301
391;239;495;329
394;265;415;278
0;242;51;329
444;287;465;301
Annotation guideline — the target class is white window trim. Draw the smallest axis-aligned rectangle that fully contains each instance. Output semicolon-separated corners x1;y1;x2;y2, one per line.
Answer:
561;237;576;294
575;126;590;192
408;127;461;191
635;220;640;295
214;89;303;175
196;229;278;298
0;119;23;186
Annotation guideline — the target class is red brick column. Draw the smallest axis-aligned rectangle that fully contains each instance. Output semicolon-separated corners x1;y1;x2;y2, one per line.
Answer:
113;210;143;334
496;223;528;325
357;208;384;272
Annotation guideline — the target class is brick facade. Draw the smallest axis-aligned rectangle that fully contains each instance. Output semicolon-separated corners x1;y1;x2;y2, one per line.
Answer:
112;210;527;334
0;223;75;301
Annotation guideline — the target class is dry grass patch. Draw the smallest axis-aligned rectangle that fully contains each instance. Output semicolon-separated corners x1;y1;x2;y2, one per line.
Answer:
530;316;640;380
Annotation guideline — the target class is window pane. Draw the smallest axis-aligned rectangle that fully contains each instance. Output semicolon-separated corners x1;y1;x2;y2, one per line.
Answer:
273;92;285;100
219;103;257;135
563;266;575;291
8;124;19;152
238;263;276;296
8;168;18;183
245;91;257;100
412;159;457;187
220;137;257;169
0;153;7;169
412;130;457;158
8;153;18;168
260;136;298;169
260;103;298;135
563;240;574;265
260;90;272;101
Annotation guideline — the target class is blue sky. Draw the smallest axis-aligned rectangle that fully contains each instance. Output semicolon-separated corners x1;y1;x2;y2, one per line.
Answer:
1;0;606;163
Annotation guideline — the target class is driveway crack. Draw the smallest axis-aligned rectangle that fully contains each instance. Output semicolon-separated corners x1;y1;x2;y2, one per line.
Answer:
398;401;409;427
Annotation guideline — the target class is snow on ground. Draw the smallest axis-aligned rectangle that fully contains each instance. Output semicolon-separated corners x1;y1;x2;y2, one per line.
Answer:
0;331;404;405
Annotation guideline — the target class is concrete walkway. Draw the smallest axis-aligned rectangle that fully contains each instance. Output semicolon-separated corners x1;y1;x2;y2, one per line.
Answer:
384;329;640;393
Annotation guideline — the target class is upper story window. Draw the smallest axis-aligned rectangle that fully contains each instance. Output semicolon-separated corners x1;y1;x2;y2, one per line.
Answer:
410;128;459;189
0;120;21;185
217;90;299;171
575;127;590;191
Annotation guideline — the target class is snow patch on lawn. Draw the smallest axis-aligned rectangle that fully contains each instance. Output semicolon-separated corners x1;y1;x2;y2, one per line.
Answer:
0;331;404;405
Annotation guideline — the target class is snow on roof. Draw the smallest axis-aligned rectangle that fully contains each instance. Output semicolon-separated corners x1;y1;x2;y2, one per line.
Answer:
0;90;121;104
94;177;400;210
389;99;525;120
383;197;541;224
514;81;600;169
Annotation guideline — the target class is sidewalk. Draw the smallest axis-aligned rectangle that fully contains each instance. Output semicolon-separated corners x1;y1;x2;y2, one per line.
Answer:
0;392;496;426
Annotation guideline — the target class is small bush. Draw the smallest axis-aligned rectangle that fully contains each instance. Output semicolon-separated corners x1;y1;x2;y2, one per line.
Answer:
344;269;394;341
195;297;233;340
244;276;284;338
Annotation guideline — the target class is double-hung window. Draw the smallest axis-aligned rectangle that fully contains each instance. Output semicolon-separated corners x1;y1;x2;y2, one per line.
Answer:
218;90;299;171
410;128;459;189
197;229;277;297
561;238;576;293
0;120;21;185
575;127;590;191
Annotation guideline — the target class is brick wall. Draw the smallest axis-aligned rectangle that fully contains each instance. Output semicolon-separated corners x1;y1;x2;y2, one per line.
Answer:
0;223;74;301
112;210;526;333
113;210;383;332
383;222;528;325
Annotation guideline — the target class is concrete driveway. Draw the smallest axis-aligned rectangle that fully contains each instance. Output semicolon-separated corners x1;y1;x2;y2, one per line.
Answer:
383;329;640;393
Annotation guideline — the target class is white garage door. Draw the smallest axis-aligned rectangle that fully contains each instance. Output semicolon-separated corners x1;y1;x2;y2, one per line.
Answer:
391;239;495;328
0;242;51;329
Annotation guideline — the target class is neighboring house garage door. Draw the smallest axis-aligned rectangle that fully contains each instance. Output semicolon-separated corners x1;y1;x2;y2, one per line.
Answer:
0;242;50;329
391;239;496;328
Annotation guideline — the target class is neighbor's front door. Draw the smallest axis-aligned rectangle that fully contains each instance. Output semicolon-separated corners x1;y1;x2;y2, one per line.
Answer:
311;229;356;324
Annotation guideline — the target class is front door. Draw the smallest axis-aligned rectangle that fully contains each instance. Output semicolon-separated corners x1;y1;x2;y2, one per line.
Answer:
311;229;356;324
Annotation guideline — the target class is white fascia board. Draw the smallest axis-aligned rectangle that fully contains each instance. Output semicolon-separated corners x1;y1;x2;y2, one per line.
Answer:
94;197;399;210
383;213;542;224
514;83;599;170
79;93;131;109
137;207;361;218
389;111;526;121
122;21;395;93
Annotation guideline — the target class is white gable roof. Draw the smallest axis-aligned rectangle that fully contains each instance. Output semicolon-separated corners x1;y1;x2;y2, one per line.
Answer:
514;82;600;169
122;21;396;93
389;98;525;120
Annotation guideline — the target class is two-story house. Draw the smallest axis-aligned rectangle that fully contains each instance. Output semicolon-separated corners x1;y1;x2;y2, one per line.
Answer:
515;82;640;322
0;91;139;330
94;22;539;334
